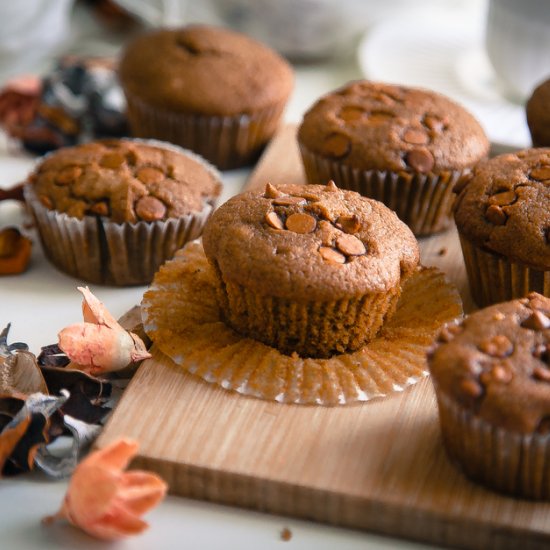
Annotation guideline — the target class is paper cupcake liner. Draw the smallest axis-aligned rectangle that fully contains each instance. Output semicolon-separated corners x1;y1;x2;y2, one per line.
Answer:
434;386;550;499
299;145;465;236
24;186;214;286
459;235;550;307
141;240;462;405
213;273;402;358
125;94;285;170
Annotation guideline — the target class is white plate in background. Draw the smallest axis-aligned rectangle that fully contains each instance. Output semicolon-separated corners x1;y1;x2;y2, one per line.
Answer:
357;15;530;151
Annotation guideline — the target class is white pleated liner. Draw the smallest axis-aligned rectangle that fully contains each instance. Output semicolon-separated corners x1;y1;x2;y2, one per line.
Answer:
25;186;214;286
459;235;550;307
434;386;550;499
125;94;285;170
299;144;464;236
141;241;463;406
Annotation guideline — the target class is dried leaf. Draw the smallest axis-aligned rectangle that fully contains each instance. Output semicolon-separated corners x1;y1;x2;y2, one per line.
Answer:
0;323;28;357
0;227;32;275
43;438;168;540
37;344;70;368
58;288;151;375
0;415;30;473
35;415;102;478
0;351;48;396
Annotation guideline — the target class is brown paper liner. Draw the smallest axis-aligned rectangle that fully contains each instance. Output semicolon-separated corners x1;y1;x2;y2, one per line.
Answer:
299;144;466;236
142;241;463;405
214;273;402;358
434;386;550;499
25;186;214;286
459;235;550;307
125;94;285;170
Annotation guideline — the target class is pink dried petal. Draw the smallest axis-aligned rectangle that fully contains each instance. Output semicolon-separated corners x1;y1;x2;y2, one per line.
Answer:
44;438;167;541
78;286;120;330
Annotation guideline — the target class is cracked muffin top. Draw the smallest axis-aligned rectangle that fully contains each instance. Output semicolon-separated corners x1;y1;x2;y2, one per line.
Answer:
298;81;489;174
453;148;550;270
118;25;293;116
202;181;419;300
429;292;550;434
27;139;221;224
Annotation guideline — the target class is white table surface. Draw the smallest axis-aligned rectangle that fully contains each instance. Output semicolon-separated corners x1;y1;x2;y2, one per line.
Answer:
0;1;528;548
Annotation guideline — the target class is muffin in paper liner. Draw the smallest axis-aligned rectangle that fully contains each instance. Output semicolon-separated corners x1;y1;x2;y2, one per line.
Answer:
141;240;462;406
126;94;285;170
434;386;550;499
299;144;465;236
459;234;550;307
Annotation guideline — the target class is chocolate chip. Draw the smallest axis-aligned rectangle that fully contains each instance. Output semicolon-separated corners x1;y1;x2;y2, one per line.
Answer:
492;312;506;321
336;215;361;234
338;106;366;122
135;196;166;221
460;378;483;398
336;234;366;256
100;153;126;170
489;190;516;206
136;166;164;185
369;110;394;123
491;365;513;384
272;196;306;206
326;180;338;192
264;183;283;199
89;201;109;216
299;192;321;202
485;204;507;225
479;335;513;357
323;133;351;158
286;213;316;234
521;310;550;330
39;195;53;209
423;114;447;133
265;211;284;230
319;246;346;264
530;166;550;182
402;128;430;145
405;148;434;173
533;366;550;382
438;323;463;343
56;166;82;185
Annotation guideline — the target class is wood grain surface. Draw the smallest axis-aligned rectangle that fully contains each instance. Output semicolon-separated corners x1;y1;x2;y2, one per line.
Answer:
98;126;550;550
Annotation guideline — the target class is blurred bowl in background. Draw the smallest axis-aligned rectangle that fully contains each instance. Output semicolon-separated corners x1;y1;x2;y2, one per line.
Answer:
485;0;550;101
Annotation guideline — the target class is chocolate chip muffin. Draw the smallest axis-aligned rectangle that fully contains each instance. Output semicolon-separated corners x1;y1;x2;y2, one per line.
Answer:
25;139;221;285
526;77;550;147
453;148;550;306
298;81;490;236
429;292;550;499
119;25;293;170
202;181;419;358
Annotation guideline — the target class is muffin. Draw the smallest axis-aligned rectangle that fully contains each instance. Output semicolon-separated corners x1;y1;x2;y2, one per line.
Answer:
428;292;550;499
24;139;221;285
202;181;419;358
297;81;490;236
526;77;550;147
118;25;294;170
454;148;550;307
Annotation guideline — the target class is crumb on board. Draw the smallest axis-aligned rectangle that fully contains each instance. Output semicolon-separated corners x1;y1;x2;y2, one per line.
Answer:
281;527;292;541
438;247;447;256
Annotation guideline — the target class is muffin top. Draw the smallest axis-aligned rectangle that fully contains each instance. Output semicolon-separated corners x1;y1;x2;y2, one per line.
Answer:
429;292;550;434
118;25;294;116
453;148;550;270
298;81;489;173
202;181;419;300
526;78;550;147
28;139;222;223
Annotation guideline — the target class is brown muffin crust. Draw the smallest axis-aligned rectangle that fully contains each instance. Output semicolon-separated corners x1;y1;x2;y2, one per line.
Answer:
202;182;419;301
298;81;489;173
29;139;221;224
119;25;293;116
526;78;550;147
453;148;550;270
429;292;550;434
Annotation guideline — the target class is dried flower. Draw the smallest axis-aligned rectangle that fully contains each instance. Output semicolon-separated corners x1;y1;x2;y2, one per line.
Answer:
58;287;151;375
0;227;32;275
43;438;167;540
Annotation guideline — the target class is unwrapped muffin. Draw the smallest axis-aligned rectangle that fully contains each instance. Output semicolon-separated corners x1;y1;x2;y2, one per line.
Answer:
429;292;550;499
119;25;293;170
454;148;550;306
202;181;419;358
298;81;489;235
25;139;221;285
526;77;550;147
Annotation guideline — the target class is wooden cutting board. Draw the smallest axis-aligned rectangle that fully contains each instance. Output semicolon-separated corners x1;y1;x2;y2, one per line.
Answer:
98;127;550;550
